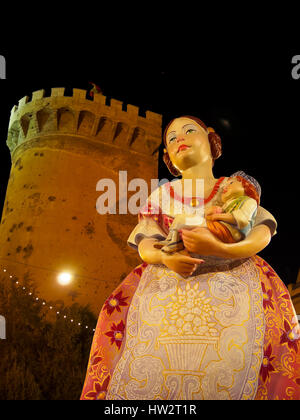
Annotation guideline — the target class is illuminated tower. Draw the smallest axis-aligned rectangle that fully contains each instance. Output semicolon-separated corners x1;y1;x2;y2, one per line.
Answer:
0;88;162;314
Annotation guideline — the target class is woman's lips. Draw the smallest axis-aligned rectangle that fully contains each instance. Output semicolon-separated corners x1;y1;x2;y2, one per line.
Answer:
177;144;190;154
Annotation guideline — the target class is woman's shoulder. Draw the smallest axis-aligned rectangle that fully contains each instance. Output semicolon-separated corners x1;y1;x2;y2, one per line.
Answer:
144;181;172;211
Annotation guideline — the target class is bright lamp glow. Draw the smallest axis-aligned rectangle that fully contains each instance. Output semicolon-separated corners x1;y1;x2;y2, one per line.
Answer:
57;272;72;286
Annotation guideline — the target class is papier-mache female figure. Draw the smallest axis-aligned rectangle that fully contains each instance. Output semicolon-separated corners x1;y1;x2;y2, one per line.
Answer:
81;115;300;401
154;171;261;253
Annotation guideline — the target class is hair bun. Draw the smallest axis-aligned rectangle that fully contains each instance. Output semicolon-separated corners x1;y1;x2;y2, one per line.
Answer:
163;151;181;177
208;132;222;161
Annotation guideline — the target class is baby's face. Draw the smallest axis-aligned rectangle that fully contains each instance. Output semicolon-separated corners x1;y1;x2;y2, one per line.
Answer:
221;178;244;202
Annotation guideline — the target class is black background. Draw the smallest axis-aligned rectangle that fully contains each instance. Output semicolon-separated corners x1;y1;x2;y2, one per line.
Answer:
0;42;299;286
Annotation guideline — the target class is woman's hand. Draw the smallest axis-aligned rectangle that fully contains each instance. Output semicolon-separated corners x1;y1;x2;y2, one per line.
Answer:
161;248;204;278
181;227;222;256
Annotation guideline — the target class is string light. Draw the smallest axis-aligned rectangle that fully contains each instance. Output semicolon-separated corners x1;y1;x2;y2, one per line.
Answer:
1;258;108;285
1;266;96;332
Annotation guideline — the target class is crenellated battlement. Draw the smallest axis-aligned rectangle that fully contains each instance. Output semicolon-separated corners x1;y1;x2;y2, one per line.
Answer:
7;88;162;157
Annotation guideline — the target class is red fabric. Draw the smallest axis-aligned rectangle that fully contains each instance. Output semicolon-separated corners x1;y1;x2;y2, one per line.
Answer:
254;256;300;400
80;262;148;400
206;220;236;243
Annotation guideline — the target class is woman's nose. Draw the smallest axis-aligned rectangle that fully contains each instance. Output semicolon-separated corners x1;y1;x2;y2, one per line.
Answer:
176;136;185;143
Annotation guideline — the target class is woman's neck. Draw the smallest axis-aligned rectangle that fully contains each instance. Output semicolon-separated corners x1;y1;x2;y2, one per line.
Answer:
180;160;218;197
181;160;216;182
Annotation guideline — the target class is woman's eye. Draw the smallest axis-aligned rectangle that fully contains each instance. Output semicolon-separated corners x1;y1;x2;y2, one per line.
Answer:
169;137;176;143
186;129;195;134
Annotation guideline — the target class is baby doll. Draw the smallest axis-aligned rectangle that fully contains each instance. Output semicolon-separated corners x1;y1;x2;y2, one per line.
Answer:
154;172;261;254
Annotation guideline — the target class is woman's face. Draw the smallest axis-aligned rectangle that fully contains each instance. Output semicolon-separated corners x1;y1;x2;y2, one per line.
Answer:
165;117;212;173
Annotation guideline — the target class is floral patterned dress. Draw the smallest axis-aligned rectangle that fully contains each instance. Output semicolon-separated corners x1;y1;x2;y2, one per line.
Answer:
80;176;300;400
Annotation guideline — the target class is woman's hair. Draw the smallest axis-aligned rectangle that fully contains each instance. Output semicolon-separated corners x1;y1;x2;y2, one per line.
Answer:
163;115;222;177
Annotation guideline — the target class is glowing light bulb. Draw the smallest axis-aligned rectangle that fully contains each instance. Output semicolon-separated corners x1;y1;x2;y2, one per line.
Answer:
57;272;72;286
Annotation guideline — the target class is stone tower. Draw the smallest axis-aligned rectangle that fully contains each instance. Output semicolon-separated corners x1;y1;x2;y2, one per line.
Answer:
0;88;162;315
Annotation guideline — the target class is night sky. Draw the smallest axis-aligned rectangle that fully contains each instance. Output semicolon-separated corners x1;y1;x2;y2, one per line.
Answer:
0;45;299;286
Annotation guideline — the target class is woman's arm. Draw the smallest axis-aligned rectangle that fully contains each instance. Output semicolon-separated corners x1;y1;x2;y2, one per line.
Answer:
181;224;271;259
138;238;165;265
216;224;271;258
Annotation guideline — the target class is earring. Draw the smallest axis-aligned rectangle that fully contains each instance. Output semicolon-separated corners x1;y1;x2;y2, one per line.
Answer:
163;148;167;153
